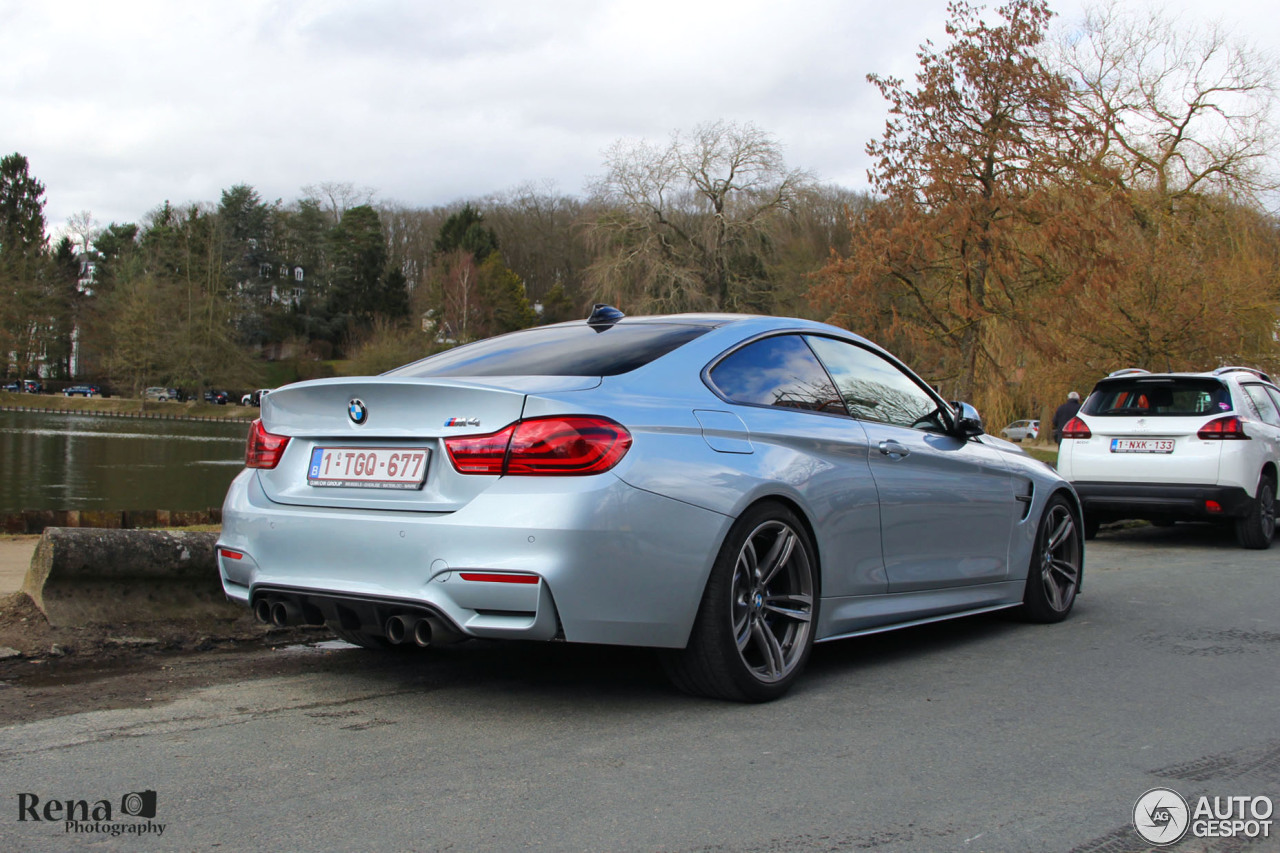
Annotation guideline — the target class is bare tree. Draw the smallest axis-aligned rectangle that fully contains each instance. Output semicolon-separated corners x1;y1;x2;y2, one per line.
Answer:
63;210;98;257
482;181;589;306
586;120;812;312
1056;1;1279;202
301;181;377;226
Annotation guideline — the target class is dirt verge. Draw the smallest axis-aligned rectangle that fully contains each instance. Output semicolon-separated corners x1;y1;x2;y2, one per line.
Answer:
0;590;336;723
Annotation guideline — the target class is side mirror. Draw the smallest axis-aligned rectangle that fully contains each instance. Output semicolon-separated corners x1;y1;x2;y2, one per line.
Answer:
949;401;985;437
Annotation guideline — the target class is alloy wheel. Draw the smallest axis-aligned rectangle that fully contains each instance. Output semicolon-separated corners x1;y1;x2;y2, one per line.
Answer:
1260;482;1275;540
1039;503;1081;612
730;520;814;683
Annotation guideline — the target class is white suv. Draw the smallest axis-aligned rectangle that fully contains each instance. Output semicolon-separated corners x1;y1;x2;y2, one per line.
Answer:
1057;367;1280;549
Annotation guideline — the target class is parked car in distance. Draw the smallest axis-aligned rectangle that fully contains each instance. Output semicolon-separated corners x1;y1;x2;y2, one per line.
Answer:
219;306;1084;702
3;380;42;393
241;388;273;406
64;384;101;397
1000;419;1040;442
204;390;229;405
144;387;180;402
1057;366;1280;548
1;381;19;392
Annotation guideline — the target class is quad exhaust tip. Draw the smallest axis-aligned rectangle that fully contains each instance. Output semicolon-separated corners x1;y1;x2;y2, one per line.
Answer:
254;598;273;624
252;596;320;628
270;600;302;628
253;596;448;645
385;614;434;647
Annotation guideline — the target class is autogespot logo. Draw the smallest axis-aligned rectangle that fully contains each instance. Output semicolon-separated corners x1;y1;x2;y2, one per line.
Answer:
348;398;368;425
1134;787;1190;846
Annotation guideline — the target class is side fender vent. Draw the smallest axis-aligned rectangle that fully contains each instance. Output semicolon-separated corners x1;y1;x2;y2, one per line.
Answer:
1015;480;1035;521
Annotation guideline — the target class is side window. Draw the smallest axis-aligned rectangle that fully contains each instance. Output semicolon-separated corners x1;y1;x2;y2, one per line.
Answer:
708;335;847;414
1242;385;1280;427
805;335;942;430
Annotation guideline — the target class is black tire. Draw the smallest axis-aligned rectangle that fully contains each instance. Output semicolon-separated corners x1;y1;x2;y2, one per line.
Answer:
663;502;818;702
1020;495;1082;623
1235;474;1275;550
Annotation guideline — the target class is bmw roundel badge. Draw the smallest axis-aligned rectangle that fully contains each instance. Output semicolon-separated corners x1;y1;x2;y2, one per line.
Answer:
348;398;368;425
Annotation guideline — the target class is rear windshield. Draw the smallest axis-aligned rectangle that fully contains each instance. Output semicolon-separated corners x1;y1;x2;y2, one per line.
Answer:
1082;377;1232;416
385;322;712;378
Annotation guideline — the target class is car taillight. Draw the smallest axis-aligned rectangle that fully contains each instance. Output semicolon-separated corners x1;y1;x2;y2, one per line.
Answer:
445;424;515;474
446;416;632;476
246;418;290;468
1198;416;1250;440
1061;416;1091;439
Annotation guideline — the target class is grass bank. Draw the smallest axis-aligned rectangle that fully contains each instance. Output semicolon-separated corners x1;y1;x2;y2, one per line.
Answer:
1023;445;1058;466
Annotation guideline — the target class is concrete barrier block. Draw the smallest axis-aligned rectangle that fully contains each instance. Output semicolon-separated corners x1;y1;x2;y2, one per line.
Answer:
23;527;246;627
22;510;57;534
78;510;123;529
124;509;159;529
169;510;206;527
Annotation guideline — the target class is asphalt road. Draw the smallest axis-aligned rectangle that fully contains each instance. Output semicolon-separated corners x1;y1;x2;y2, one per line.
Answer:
3;524;1278;852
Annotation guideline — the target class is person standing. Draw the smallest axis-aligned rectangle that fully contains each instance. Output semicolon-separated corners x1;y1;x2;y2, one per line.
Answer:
1053;391;1082;444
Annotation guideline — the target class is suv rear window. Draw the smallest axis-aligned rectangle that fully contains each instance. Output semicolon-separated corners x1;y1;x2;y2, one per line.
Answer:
1082;377;1232;416
386;322;712;378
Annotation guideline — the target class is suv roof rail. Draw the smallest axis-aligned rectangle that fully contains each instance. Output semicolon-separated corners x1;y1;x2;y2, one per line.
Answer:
1213;366;1273;383
1106;368;1150;377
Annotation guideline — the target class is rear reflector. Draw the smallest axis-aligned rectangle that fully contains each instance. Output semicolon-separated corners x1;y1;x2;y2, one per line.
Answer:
1198;416;1250;440
1205;500;1223;513
458;572;540;584
446;415;631;476
218;548;243;560
1061;416;1091;440
246;418;291;468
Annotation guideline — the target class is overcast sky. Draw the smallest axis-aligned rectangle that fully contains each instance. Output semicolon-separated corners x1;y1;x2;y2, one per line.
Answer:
2;0;1277;240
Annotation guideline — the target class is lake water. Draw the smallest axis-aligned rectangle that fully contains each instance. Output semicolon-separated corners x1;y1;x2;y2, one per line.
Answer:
0;411;250;512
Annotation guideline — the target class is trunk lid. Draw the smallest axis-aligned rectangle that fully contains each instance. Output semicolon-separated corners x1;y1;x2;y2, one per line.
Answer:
1066;414;1223;484
255;375;599;511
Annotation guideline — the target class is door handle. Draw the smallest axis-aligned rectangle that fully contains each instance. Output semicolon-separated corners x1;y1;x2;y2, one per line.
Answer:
878;440;910;459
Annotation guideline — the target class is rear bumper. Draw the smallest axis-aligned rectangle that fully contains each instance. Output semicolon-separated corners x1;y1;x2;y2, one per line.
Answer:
217;469;731;649
1072;481;1253;521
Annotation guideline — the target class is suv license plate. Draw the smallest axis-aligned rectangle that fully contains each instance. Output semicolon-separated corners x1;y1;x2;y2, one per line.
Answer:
307;447;430;489
1110;439;1174;454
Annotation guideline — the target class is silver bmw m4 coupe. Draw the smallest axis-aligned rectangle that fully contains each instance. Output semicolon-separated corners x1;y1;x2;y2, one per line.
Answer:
218;307;1083;701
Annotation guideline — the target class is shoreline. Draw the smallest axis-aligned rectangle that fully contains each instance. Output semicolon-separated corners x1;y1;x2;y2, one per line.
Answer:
0;403;254;424
1;508;222;535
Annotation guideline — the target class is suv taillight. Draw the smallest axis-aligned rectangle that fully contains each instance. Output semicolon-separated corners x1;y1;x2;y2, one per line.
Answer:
446;416;632;476
1198;416;1250;440
1061;416;1091;439
246;418;290;468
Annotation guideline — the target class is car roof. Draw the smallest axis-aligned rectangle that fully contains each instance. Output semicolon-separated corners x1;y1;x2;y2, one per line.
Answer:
1101;366;1274;384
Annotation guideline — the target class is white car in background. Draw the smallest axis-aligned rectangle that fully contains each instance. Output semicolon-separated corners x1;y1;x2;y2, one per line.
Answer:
242;388;273;406
1057;367;1280;548
1000;419;1039;442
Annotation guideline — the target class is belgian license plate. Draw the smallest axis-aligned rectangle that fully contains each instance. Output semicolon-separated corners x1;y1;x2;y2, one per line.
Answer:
1110;439;1174;454
307;447;430;489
